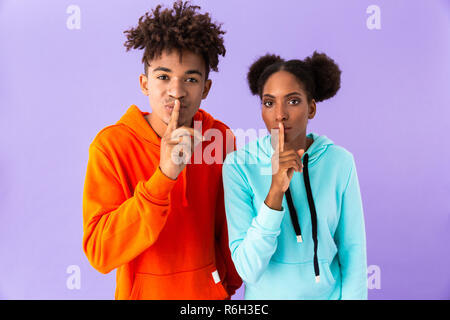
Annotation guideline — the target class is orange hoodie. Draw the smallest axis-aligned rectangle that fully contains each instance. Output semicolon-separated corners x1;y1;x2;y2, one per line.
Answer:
82;105;242;300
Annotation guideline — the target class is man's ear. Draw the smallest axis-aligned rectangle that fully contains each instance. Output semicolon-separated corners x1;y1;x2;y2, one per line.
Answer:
139;74;149;96
201;79;212;99
308;99;317;119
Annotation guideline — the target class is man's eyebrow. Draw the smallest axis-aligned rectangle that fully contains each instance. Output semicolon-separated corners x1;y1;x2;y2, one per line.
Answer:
151;67;203;77
152;67;172;73
185;69;203;77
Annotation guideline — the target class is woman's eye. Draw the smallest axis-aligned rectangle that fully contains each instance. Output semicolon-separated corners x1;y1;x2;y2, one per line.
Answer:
263;101;273;107
157;75;169;80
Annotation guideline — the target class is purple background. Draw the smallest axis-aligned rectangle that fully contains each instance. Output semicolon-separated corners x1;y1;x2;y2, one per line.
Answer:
0;0;449;300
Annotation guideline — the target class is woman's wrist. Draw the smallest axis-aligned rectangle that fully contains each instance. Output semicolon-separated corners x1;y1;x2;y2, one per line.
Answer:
264;185;284;211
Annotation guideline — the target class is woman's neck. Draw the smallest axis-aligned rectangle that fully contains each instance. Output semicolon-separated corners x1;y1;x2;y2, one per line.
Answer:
285;134;313;153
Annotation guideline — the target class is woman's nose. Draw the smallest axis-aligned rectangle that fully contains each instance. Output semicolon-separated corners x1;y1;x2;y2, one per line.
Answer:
275;104;288;122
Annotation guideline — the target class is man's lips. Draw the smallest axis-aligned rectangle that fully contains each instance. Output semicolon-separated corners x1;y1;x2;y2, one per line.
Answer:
165;104;188;111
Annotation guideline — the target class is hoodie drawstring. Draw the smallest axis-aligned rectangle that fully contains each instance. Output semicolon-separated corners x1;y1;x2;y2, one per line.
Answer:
286;189;303;243
285;153;320;283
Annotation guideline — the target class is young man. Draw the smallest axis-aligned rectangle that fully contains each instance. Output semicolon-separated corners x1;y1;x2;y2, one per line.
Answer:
82;1;242;300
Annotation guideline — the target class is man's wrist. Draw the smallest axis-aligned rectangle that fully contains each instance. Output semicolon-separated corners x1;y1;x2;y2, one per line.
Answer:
159;165;178;181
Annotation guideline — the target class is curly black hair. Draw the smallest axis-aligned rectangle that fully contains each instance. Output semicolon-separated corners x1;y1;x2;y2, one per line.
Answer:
247;51;342;103
123;0;226;80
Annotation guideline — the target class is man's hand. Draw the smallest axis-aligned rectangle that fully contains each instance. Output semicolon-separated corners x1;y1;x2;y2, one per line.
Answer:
159;99;203;180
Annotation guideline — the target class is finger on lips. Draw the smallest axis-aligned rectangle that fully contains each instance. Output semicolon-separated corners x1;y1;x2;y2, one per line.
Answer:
167;99;181;132
278;122;284;153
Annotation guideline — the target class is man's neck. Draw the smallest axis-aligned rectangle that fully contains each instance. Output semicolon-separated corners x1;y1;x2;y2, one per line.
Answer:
144;114;165;138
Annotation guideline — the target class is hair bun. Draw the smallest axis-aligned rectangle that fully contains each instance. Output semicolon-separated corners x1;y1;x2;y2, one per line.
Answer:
247;54;284;95
304;51;341;102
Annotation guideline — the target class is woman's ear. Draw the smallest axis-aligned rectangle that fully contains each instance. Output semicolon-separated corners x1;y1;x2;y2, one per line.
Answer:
139;73;149;96
308;99;317;119
202;79;212;99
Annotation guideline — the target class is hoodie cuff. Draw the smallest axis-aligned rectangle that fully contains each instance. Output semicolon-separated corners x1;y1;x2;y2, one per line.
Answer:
256;202;285;232
143;166;178;201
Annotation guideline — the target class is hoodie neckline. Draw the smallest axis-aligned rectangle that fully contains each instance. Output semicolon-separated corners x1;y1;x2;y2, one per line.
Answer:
117;105;159;145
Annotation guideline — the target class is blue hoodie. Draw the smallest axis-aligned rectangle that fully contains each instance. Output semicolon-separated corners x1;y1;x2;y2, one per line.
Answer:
222;132;367;300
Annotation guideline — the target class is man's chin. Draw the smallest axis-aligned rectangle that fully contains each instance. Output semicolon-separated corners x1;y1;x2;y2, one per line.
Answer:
162;116;190;128
160;108;197;127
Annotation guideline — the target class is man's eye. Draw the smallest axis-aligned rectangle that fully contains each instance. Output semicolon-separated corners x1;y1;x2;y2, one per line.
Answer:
186;78;198;83
263;101;273;107
289;99;300;105
157;75;169;80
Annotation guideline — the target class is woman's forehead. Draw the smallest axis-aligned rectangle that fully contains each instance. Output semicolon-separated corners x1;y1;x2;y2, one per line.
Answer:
263;71;306;96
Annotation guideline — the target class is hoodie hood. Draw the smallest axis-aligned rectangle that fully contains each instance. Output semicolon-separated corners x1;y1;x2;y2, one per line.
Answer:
259;132;335;167
116;105;218;207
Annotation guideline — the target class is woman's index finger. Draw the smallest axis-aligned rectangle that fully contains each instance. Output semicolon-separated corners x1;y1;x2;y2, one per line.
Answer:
278;122;284;153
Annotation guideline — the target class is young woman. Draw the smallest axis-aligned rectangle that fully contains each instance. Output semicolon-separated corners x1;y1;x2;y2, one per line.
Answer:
222;52;367;299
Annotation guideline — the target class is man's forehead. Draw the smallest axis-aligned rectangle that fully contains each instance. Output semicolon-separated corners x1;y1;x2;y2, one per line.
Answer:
148;49;205;72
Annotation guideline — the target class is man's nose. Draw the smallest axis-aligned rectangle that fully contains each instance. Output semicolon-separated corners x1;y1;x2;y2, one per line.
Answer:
168;78;187;100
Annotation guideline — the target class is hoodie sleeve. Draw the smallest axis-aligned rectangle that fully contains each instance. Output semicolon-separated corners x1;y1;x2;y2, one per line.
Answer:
334;156;368;299
82;144;177;274
222;156;285;284
214;130;242;297
214;173;243;298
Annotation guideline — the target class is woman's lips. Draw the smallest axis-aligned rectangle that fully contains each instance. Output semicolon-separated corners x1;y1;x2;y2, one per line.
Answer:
272;126;292;132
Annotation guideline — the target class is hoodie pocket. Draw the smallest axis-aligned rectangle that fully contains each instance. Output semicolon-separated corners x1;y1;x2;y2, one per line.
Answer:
303;260;337;299
128;262;229;300
261;259;337;299
300;260;336;299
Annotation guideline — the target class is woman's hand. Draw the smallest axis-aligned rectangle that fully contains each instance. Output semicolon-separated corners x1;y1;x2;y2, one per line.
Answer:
264;122;304;210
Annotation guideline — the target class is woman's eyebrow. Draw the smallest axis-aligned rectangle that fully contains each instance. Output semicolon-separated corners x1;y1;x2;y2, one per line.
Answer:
263;92;302;98
285;92;302;97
